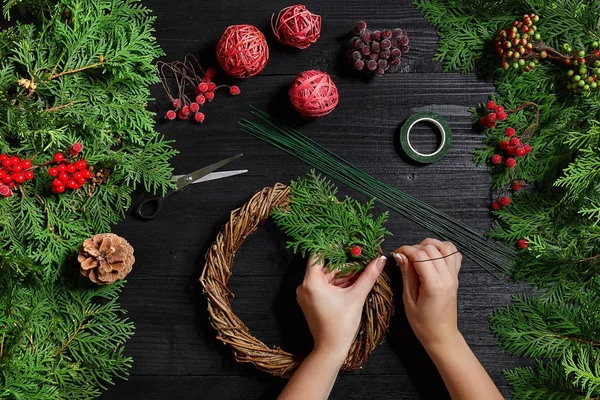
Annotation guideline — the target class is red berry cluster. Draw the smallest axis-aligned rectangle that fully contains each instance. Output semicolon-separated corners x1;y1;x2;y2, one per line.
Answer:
161;64;241;124
350;245;362;257
0;155;34;197
479;101;507;128
48;153;91;194
491;126;532;169
495;14;541;72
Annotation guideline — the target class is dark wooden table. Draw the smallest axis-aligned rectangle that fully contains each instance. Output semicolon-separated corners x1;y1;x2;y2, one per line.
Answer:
103;1;528;398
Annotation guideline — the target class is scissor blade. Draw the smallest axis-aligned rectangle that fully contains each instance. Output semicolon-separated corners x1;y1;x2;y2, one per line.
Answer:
174;154;242;189
172;170;248;183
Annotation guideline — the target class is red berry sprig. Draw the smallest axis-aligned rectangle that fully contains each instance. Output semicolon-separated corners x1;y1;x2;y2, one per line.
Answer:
0;154;35;198
479;101;507;129
157;55;242;124
48;153;92;194
350;245;362;257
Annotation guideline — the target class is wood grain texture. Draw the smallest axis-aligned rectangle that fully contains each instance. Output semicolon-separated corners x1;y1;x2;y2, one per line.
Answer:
102;0;528;398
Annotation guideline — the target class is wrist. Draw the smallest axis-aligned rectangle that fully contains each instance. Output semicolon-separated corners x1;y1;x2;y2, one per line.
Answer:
420;330;465;358
312;343;349;367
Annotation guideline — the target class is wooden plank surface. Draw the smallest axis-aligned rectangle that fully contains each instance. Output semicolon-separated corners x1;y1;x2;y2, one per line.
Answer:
102;0;529;398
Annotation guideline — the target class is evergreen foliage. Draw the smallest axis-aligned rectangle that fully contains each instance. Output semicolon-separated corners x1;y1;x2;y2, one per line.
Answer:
0;0;172;396
272;170;390;275
416;0;600;397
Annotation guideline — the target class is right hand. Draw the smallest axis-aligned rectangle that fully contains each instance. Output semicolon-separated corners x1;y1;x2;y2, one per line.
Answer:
392;238;462;350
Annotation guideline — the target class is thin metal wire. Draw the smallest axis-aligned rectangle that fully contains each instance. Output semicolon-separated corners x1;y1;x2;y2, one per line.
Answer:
411;250;461;263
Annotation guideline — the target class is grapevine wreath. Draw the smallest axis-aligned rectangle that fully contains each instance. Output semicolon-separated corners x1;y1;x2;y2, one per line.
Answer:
200;183;394;377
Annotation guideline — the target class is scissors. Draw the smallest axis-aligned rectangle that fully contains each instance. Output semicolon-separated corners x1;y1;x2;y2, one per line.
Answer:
135;154;246;220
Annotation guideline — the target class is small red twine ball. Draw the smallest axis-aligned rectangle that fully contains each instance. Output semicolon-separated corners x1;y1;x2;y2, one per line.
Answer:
216;24;269;79
271;4;321;49
289;70;339;118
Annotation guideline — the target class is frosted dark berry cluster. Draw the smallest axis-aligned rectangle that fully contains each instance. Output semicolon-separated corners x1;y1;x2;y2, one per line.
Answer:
48;152;92;194
348;21;409;77
495;14;541;72
564;43;600;94
0;154;34;197
158;57;242;125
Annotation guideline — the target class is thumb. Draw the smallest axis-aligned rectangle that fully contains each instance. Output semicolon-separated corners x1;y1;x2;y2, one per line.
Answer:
349;256;386;300
393;253;418;304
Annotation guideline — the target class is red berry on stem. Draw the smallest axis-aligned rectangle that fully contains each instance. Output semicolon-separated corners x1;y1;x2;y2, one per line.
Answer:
229;85;241;96
507;146;517;156
505;127;515;137
487;113;497;123
59;172;69;182
52;178;62;187
73;172;83;181
351;245;362;257
486;101;497;110
12;173;25;184
66;163;76;173
1;159;10;168
166;110;176;120
57;164;66;172
9;156;19;165
24;171;34;180
505;157;517;168
509;137;520;146
491;154;503;164
498;112;507;121
207;82;216;91
12;164;22;173
77;178;87;185
189;102;200;113
71;142;83;154
181;106;190;115
178;111;188;120
524;144;532;154
54;153;65;163
21;160;32;169
54;183;65;193
172;99;182;109
205;91;214;102
194;112;205;123
499;140;510;150
0;185;10;197
1;175;11;184
492;201;501;210
511;181;522;191
517;239;528;249
515;147;526;157
82;169;92;179
206;67;217;78
67;179;78;190
500;196;511;207
0;154;6;161
198;82;208;93
75;160;87;170
196;95;206;105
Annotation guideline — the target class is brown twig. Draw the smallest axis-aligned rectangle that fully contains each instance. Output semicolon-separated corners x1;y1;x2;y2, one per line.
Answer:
27;335;36;354
0;332;5;360
577;254;600;263
51;323;87;358
45;100;80;112
49;62;105;80
551;332;600;347
509;102;540;139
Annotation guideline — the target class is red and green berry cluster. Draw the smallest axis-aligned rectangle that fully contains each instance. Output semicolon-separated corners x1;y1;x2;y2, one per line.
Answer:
495;14;541;72
0;155;34;197
479;100;507;129
48;153;92;194
348;21;409;77
165;67;241;123
563;42;600;94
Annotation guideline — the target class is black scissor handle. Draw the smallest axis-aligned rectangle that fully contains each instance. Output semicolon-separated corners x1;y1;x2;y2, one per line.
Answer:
135;195;165;220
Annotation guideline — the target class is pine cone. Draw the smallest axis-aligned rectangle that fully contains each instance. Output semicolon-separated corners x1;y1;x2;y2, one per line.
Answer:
78;233;135;284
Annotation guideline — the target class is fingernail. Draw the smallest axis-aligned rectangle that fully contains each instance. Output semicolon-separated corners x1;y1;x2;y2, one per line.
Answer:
393;253;404;267
377;255;387;270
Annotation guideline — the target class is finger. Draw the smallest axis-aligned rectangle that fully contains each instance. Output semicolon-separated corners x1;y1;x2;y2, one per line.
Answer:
330;273;358;287
415;242;452;278
398;245;439;284
393;252;418;305
420;239;460;277
348;256;386;300
325;268;340;283
305;254;325;280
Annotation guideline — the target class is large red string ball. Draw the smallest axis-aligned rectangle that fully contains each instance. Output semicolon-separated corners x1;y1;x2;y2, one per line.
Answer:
271;5;321;49
288;70;339;118
216;25;269;79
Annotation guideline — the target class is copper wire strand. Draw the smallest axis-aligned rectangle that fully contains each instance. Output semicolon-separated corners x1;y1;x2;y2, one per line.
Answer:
412;250;461;263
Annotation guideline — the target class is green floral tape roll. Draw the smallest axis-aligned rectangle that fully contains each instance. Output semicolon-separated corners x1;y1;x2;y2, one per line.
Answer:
399;112;452;164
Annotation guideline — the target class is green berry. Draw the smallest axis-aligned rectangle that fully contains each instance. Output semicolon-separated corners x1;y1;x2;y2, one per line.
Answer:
588;76;595;83
578;50;586;57
580;66;588;74
567;69;575;76
518;59;526;66
574;75;581;81
534;33;541;41
593;41;599;49
591;82;598;89
512;62;519;69
594;60;600;67
578;79;586;87
528;61;535;68
584;84;590;91
540;50;548;58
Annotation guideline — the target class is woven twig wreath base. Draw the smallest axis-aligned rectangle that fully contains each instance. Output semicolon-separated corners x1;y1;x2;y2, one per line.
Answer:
200;184;394;378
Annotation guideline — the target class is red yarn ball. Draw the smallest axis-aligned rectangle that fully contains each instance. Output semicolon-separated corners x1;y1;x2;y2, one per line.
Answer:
289;70;339;118
216;24;269;79
271;4;321;49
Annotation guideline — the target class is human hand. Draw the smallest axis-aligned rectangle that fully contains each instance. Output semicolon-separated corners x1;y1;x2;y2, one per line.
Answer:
392;238;462;351
296;255;387;360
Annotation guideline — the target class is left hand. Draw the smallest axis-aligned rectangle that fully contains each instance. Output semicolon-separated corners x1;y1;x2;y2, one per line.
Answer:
296;255;387;360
